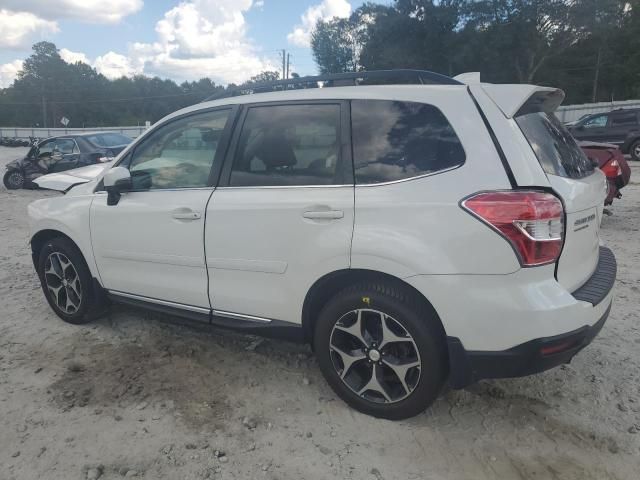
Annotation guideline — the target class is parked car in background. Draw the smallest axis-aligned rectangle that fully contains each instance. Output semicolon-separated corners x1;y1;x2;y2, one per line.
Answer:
568;108;640;160
579;141;631;205
3;132;132;190
28;70;615;420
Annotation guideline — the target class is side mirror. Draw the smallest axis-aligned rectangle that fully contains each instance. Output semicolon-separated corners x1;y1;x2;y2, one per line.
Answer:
104;166;131;206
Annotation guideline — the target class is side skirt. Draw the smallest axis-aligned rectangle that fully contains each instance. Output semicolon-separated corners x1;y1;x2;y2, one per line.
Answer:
106;289;305;343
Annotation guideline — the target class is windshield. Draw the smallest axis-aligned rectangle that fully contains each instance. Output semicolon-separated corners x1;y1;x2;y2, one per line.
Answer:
515;112;594;179
87;133;132;147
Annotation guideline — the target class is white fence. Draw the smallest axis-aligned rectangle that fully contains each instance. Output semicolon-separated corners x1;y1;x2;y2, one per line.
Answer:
557;99;640;123
0;126;147;139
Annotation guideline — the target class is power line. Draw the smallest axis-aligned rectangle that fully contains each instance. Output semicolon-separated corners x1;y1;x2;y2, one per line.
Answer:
0;90;207;106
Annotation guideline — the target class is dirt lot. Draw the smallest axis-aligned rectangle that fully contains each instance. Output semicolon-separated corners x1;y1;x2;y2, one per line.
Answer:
0;146;639;480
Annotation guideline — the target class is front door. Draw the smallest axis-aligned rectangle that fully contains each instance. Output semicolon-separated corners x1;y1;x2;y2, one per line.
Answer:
205;102;354;324
50;138;81;172
91;107;234;310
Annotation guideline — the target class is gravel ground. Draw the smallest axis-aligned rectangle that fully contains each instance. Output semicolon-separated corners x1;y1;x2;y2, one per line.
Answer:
1;146;639;480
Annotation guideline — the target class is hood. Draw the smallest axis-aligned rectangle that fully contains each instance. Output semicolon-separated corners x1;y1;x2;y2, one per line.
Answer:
33;161;112;192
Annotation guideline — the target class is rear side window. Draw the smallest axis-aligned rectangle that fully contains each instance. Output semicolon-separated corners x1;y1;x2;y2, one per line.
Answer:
230;104;345;187
610;112;637;126
516;112;594;179
351;100;465;184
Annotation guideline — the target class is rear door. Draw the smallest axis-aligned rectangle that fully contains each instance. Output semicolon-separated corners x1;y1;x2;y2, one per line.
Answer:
205;101;354;324
606;110;639;146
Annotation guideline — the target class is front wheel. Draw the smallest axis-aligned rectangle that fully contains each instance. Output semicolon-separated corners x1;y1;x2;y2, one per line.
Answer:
37;237;103;324
3;170;25;189
313;282;447;420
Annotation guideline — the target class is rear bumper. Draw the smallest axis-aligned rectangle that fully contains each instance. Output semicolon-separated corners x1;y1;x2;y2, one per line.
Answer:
446;246;616;388
448;302;611;388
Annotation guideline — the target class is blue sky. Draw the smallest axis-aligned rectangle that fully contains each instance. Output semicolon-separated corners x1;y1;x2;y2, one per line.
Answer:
0;0;384;87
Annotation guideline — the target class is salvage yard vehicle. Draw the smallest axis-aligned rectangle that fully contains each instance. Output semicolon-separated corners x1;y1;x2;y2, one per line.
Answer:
3;132;131;189
579;141;631;205
28;70;616;420
568;108;640;160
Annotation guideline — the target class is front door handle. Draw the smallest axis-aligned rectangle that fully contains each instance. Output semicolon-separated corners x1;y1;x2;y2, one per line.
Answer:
171;208;202;220
303;210;344;220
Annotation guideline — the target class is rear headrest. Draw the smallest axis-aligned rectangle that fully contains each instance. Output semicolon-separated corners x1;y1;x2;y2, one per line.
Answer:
259;134;297;168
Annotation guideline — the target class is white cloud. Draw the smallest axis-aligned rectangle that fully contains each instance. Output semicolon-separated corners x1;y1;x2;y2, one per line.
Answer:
1;1;143;24
127;0;275;84
0;59;24;87
59;48;89;64
0;9;59;50
94;51;143;79
287;0;351;48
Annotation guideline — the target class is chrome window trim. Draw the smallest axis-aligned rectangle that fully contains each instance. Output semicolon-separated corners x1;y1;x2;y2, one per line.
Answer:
214;164;462;189
216;184;353;190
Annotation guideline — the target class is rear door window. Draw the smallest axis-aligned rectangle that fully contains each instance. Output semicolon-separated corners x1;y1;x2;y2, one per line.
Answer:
610;112;638;126
516;112;594;179
351;100;465;184
229;103;346;187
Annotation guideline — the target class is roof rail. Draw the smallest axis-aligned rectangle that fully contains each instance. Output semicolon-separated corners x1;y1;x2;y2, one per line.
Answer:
203;69;461;102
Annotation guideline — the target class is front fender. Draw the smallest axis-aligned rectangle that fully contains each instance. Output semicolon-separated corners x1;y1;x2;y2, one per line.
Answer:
28;195;100;280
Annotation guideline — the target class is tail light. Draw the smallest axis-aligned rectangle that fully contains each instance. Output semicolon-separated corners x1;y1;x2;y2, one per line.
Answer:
462;191;564;267
601;158;621;178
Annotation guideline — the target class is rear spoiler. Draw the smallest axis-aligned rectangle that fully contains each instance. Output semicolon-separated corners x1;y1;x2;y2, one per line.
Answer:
454;72;565;118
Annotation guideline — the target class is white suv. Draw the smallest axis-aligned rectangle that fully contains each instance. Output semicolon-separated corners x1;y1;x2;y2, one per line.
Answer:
28;70;616;419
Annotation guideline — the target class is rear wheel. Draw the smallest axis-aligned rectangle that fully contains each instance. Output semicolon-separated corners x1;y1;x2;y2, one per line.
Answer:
313;282;447;420
37;237;103;324
630;140;640;161
3;170;24;189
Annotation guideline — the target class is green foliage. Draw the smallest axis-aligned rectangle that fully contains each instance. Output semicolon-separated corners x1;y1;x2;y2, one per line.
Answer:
0;42;235;127
311;0;640;103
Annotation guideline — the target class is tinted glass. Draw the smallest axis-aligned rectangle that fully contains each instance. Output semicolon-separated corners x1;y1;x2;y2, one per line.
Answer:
37;140;55;156
230;104;343;187
88;133;132;147
55;139;76;154
351;100;465;184
516;112;594;179
128;109;230;190
582;115;607;128
610;113;637;126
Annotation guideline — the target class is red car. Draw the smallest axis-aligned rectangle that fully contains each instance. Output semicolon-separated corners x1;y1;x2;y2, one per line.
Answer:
579;141;631;205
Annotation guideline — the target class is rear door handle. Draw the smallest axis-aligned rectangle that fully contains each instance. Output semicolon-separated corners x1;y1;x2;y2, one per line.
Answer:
303;210;344;220
171;208;202;220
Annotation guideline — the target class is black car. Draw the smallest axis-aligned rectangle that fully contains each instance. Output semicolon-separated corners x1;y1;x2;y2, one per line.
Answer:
568;108;640;161
3;132;132;189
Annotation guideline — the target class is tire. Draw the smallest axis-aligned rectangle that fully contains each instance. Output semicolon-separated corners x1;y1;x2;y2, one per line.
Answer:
37;237;104;324
313;282;447;420
3;170;24;189
630;140;640;161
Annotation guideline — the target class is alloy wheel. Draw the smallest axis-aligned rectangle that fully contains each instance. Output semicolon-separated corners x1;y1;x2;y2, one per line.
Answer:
329;309;421;404
634;144;640;159
44;252;82;314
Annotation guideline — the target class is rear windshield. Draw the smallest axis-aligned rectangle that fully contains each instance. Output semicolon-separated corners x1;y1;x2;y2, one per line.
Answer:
515;112;594;179
87;133;132;147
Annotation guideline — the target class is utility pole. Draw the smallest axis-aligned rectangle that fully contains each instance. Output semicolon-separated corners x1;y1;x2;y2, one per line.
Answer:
41;83;47;128
286;53;290;79
281;49;286;80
